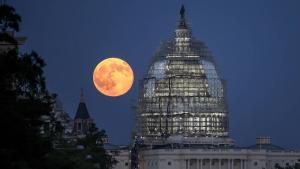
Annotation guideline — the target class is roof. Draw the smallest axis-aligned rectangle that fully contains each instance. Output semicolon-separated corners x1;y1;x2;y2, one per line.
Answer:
74;89;91;119
103;143;129;150
247;144;285;151
74;102;90;119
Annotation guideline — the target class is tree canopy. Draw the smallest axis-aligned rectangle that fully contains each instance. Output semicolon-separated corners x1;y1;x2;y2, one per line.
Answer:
0;4;21;32
0;4;116;169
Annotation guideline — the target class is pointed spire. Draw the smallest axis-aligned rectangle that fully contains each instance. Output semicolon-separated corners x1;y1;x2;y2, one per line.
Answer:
80;88;84;103
177;4;188;29
180;4;185;19
75;88;91;119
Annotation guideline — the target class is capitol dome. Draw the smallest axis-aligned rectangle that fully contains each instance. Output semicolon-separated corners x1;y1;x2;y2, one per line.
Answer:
136;6;230;144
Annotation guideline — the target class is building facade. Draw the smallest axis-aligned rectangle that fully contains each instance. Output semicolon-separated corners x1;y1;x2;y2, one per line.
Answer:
111;5;300;169
139;147;300;169
52;98;73;136
137;5;229;142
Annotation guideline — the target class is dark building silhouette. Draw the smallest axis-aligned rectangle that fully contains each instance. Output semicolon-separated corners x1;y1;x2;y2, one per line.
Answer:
0;31;26;52
73;89;94;137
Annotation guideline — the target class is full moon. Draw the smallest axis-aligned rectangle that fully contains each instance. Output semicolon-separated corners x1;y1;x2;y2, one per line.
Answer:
93;57;134;97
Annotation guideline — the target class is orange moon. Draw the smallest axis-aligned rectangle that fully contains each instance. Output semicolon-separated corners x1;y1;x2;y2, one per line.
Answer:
93;57;134;97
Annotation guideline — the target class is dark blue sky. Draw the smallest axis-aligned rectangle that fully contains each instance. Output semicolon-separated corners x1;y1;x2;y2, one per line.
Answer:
13;0;300;148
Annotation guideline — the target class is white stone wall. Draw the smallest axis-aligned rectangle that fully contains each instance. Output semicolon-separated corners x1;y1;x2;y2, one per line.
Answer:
111;150;130;169
112;148;300;169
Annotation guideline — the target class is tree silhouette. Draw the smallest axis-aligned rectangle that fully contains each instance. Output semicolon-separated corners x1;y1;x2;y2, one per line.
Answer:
0;4;54;168
0;4;21;32
0;3;116;169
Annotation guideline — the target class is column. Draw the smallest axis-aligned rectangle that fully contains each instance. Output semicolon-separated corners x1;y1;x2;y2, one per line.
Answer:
209;159;212;169
200;159;203;169
219;159;221;169
240;159;243;169
231;159;233;169
227;159;230;169
185;159;187;169
197;159;199;169
187;159;190;169
244;160;247;169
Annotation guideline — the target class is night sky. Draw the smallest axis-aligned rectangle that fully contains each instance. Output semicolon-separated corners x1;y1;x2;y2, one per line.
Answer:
12;0;300;148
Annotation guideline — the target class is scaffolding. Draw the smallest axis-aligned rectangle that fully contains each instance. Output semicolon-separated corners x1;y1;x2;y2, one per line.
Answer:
136;7;229;142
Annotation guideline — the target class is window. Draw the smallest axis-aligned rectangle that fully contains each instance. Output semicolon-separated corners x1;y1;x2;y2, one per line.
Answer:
125;162;128;166
254;162;258;166
168;161;172;165
78;123;81;130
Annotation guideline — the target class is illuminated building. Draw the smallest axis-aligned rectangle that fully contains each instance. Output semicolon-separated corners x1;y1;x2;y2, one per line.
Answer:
110;5;300;169
137;4;232;146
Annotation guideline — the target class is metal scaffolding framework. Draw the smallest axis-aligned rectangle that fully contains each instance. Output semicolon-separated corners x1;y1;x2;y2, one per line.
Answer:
136;6;229;142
